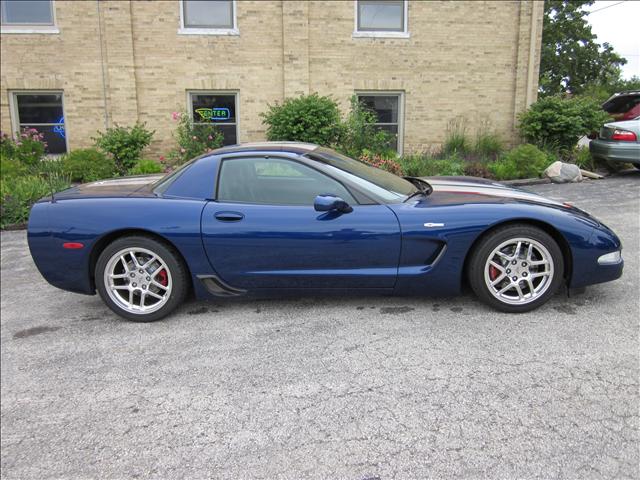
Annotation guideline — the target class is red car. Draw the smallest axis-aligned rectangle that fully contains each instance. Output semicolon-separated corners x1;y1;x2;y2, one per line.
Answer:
602;90;640;121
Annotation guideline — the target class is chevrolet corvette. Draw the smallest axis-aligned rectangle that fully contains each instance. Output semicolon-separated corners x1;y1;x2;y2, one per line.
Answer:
28;142;624;321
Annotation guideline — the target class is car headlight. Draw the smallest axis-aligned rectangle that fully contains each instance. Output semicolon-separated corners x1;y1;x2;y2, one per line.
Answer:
598;251;622;265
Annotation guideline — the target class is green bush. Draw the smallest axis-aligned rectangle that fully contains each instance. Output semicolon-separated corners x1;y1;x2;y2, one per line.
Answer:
261;93;343;146
1;173;70;228
1;155;28;178
338;96;395;159
474;127;504;161
569;146;594;171
1;129;46;168
94;123;154;174
518;96;610;152
443;118;471;156
398;153;465;177
488;144;553;180
62;148;116;182
169;111;224;165
129;159;164;175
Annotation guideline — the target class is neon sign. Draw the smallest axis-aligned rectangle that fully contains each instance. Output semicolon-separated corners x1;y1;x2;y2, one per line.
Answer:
53;116;65;139
195;107;231;122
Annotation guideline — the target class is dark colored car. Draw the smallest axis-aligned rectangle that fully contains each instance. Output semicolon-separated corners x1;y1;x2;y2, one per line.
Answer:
28;142;624;322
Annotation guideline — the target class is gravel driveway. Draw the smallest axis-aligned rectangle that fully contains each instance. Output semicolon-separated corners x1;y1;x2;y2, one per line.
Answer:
1;173;638;479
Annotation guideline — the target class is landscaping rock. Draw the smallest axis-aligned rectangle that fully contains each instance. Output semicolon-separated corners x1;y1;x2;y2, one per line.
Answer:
544;161;583;183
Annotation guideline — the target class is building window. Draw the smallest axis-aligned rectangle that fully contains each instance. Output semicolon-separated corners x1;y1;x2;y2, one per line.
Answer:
179;0;238;35
1;0;58;33
189;92;238;146
10;92;67;154
354;0;408;38
356;93;403;154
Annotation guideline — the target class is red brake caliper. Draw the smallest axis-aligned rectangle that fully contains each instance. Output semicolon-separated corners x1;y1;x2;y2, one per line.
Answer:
489;264;500;281
157;269;168;287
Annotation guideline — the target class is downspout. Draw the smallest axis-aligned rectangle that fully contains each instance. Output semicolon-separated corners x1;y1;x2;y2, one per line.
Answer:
96;0;109;130
525;0;542;107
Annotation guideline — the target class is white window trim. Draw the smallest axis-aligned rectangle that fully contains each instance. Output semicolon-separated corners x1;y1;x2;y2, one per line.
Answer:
0;0;58;34
178;0;239;36
8;90;69;154
356;91;405;155
187;90;240;145
352;0;410;39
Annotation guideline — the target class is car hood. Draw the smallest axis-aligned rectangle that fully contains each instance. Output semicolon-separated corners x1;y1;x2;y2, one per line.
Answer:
52;175;164;201
420;176;565;207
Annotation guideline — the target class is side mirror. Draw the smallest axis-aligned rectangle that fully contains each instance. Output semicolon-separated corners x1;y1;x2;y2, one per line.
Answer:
314;194;353;213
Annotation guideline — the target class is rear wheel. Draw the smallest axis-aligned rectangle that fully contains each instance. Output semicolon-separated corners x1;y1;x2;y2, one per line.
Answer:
468;225;564;313
95;236;188;322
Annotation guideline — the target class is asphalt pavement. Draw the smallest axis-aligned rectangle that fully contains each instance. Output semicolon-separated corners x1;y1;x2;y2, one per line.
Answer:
1;172;638;479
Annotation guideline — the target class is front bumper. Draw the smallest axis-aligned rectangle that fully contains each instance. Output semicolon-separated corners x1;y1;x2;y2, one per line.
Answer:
589;139;640;165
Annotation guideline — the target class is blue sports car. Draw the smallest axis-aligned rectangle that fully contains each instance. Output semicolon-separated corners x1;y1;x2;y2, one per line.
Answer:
28;142;623;322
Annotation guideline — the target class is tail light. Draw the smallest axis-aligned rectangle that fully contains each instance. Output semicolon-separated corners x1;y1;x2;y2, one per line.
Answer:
611;129;637;141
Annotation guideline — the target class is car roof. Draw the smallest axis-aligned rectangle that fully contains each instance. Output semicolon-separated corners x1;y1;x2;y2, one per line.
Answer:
210;141;321;155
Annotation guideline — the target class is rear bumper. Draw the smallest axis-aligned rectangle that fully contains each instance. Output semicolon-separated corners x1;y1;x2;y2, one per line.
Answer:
589;139;640;165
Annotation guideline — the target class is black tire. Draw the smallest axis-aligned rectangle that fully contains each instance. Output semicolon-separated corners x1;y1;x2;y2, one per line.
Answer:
95;235;189;322
467;224;565;313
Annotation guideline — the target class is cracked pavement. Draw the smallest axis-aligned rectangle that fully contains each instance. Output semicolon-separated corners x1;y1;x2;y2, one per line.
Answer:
1;173;639;479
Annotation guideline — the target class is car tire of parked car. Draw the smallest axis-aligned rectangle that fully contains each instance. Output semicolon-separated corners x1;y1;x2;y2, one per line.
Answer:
95;235;189;322
467;224;564;313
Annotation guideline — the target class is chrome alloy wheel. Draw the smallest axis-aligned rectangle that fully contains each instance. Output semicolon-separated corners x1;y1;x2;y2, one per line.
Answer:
484;238;554;306
103;247;173;315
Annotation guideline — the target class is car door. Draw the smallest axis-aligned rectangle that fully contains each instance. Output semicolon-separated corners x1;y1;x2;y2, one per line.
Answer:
201;155;401;289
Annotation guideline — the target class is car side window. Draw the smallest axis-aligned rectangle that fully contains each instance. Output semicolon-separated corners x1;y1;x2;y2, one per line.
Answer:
217;157;357;206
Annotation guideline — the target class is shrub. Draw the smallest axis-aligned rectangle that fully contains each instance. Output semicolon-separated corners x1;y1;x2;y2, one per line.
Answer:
359;150;403;176
169;112;224;165
488;144;553;180
261;93;343;146
129;159;164;175
398;153;465;177
94;123;154;174
338;96;395;159
1;173;70;228
1;155;28;178
62;148;116;182
1;129;46;168
569;146;594;171
518;96;610;152
464;161;492;178
474;124;504;161
443;118;471;156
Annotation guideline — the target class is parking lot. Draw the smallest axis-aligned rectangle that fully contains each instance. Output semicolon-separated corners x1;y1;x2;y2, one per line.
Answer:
1;173;638;479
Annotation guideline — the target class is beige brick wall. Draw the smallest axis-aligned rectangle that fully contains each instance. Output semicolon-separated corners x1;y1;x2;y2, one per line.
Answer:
1;0;543;156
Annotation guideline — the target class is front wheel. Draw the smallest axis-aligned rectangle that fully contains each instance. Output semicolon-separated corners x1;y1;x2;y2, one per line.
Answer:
468;225;564;313
95;236;189;322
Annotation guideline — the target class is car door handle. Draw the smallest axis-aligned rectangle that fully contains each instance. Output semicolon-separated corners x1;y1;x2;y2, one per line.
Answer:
214;211;245;222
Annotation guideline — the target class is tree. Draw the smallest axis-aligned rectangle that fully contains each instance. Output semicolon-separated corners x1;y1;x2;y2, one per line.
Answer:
539;0;627;97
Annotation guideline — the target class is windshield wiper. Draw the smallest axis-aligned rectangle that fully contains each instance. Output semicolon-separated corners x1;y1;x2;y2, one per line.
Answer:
403;176;433;202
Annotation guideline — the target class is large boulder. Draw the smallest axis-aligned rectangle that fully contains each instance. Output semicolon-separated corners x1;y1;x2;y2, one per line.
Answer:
544;161;583;183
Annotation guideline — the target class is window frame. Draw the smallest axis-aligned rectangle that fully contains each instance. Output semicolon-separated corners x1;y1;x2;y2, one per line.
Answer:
355;91;405;155
215;155;360;207
187;90;240;147
353;0;409;39
8;90;69;155
0;0;59;34
178;0;239;36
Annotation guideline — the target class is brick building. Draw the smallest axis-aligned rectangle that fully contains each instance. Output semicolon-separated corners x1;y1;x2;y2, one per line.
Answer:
1;0;544;156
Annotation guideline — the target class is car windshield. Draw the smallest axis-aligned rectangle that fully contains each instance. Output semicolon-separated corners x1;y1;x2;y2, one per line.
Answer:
306;147;416;199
